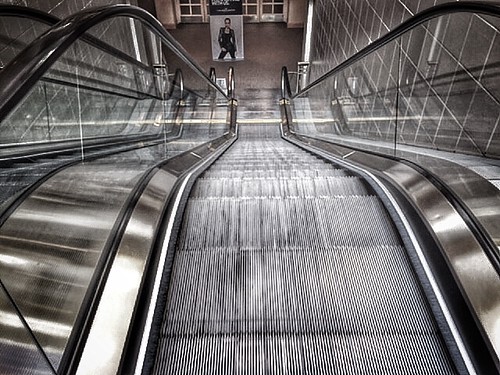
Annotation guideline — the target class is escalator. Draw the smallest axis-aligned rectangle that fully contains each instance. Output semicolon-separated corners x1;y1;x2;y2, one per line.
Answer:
148;122;461;373
1;2;500;375
0;5;236;375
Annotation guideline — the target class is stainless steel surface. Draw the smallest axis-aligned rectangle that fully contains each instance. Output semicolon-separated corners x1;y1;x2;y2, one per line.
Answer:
381;160;500;363
151;123;459;373
0;161;147;370
313;133;500;250
0;283;55;374
76;168;177;375
0;4;237;371
71;131;237;373
0;140;189;371
396;150;500;249
288;132;500;368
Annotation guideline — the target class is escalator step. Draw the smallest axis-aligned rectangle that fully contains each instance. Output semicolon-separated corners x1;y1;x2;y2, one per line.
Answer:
177;196;401;249
153;124;457;374
191;176;370;198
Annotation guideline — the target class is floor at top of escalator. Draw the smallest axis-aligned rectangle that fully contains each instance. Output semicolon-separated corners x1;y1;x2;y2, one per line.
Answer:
236;89;282;121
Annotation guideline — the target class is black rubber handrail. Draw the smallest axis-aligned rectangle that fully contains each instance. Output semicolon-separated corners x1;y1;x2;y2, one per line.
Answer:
0;5;230;124
209;66;216;83
281;66;292;99
290;1;500;99
167;68;184;100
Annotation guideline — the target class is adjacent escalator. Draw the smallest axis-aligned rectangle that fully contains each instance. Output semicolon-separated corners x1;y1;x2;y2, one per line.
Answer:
0;5;236;374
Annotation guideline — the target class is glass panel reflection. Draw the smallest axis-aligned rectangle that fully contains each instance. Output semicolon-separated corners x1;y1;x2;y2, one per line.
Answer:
291;12;500;159
0;8;232;372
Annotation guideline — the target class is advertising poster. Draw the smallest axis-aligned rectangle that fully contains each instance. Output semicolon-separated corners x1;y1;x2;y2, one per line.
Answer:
209;0;244;61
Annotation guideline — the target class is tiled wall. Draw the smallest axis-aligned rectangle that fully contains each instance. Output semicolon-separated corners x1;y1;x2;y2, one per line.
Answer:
306;0;500;157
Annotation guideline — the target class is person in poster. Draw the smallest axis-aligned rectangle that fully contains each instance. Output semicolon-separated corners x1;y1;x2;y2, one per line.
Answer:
217;18;236;59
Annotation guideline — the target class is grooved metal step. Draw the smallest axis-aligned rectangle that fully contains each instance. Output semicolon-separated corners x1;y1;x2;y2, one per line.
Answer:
152;123;457;374
190;176;370;198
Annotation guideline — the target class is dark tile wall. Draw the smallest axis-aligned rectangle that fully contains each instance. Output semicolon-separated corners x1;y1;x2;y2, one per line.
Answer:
306;0;500;157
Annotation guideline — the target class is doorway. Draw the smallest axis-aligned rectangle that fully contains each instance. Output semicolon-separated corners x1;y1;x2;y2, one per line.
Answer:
176;0;287;23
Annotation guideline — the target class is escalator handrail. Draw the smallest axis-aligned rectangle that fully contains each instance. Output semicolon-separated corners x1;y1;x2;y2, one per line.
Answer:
167;68;185;100
0;4;153;74
291;1;500;99
281;66;292;99
0;4;230;124
209;66;216;83
228;66;235;99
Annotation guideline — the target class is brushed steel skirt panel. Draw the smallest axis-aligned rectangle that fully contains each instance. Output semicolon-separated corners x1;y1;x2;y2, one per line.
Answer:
0;162;147;369
0;283;54;375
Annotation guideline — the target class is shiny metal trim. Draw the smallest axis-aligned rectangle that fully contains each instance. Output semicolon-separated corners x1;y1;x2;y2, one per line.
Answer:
0;281;56;374
69;133;237;374
381;162;500;363
133;144;234;375
76;168;177;375
286;133;500;368
0;162;149;371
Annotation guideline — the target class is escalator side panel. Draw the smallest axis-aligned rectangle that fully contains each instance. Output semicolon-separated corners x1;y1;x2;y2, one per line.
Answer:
0;162;147;370
0;282;55;375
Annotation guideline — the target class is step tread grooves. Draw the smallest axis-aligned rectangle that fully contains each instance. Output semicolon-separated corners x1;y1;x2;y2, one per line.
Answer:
153;125;456;374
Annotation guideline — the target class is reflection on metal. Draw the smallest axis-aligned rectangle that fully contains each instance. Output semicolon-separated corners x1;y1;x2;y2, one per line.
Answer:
426;16;444;77
0;162;147;371
76;169;177;375
383;160;500;366
0;3;237;373
297;61;309;92
227;66;235;99
303;0;314;62
237;118;282;123
134;138;236;375
342;150;355;159
129;18;143;63
285;133;500;370
0;122;236;373
0;283;56;374
347;76;359;96
153;64;168;99
167;69;184;100
295;116;445;123
303;142;477;374
116;62;128;75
